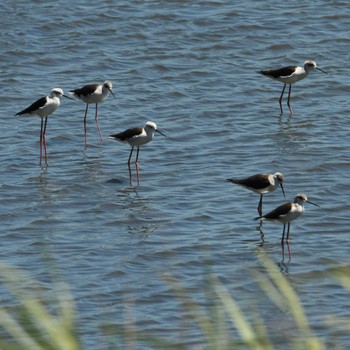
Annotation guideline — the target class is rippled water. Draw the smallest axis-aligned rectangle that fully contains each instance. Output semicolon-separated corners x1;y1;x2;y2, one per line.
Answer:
1;0;350;348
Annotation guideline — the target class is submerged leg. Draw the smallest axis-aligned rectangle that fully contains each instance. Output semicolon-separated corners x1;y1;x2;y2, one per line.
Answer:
84;104;89;145
287;84;293;114
95;103;103;142
279;84;286;116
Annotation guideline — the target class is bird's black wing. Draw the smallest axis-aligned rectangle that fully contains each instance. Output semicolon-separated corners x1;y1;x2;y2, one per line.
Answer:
110;127;143;141
16;96;47;115
263;202;292;220
228;174;270;190
259;66;297;78
70;84;99;97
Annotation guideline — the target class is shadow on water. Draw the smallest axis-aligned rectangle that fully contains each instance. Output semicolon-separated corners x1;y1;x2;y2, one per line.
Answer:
105;178;124;184
106;164;141;187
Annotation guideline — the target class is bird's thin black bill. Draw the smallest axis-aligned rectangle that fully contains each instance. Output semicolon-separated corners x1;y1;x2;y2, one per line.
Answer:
109;89;116;99
280;183;286;198
307;200;320;207
63;95;76;101
156;129;166;137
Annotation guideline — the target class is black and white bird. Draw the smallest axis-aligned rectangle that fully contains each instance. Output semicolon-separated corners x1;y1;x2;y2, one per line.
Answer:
16;88;73;165
259;60;327;115
256;193;319;261
69;81;116;144
109;121;166;165
227;172;285;217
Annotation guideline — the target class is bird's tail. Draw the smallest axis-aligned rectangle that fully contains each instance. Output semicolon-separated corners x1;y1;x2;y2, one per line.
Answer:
258;70;268;76
227;178;238;184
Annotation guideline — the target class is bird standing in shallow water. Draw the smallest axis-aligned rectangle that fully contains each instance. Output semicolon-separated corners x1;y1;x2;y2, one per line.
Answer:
227;172;285;217
259;60;327;115
69;81;116;144
16;88;73;165
110;121;166;186
256;193;319;262
110;121;166;165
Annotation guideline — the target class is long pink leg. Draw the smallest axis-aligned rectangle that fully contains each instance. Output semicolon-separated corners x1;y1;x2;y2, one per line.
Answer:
135;147;140;165
281;223;286;262
84;104;89;145
39;118;44;165
257;194;263;217
95;103;103;142
279;84;286;116
43;117;48;165
127;148;137;186
128;147;134;166
135;162;140;186
128;162;133;186
286;222;291;261
287;84;293;114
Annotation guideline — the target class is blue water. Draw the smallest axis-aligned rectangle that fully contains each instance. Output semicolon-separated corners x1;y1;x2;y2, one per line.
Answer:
1;0;350;348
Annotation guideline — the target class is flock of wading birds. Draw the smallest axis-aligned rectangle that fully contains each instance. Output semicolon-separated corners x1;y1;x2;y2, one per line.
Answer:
16;60;327;261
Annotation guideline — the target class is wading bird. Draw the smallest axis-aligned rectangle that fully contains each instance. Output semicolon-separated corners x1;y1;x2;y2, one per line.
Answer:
16;88;73;165
259;60;327;115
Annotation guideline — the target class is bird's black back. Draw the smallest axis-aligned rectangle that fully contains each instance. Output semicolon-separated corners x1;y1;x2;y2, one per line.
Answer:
16;96;47;115
70;84;99;97
259;66;297;78
110;127;143;141
263;202;292;219
228;174;270;190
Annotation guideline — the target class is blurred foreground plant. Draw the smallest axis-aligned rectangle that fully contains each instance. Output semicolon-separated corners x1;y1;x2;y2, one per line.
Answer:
107;254;330;349
1;256;349;349
0;262;82;350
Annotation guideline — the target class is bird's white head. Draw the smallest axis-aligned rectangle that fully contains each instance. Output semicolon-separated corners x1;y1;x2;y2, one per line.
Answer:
103;81;113;90
50;88;64;98
103;81;116;99
304;60;317;69
304;60;327;74
145;121;166;137
274;172;284;184
294;193;320;207
145;121;157;131
51;87;75;101
274;172;286;198
294;193;308;205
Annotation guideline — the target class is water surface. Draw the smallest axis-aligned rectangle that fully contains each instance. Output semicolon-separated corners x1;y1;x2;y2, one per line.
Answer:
1;0;350;348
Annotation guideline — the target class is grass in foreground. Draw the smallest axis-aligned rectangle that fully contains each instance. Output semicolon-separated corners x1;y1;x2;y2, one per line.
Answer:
0;262;82;350
0;256;349;349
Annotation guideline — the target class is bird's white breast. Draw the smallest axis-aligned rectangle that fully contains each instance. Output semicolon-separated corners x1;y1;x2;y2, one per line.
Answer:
36;97;60;118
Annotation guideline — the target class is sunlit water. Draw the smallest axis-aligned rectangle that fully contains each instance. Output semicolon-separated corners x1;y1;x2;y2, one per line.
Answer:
1;0;350;348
